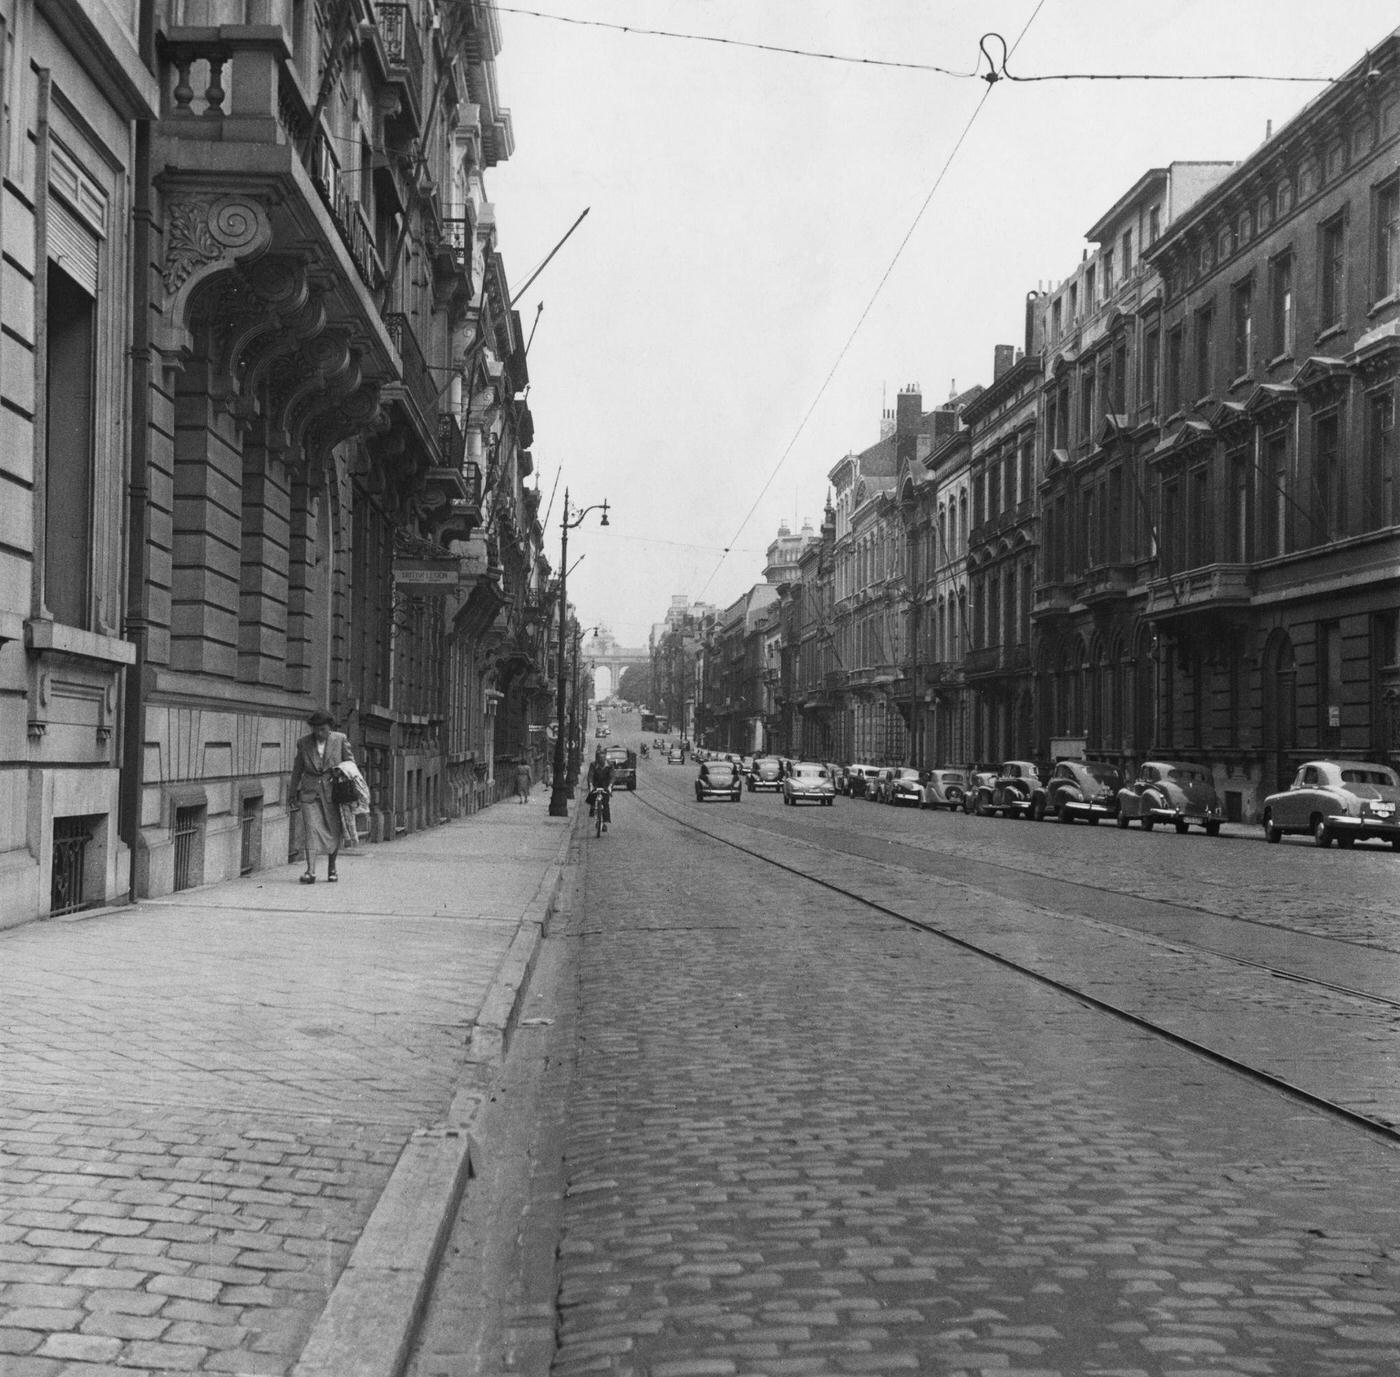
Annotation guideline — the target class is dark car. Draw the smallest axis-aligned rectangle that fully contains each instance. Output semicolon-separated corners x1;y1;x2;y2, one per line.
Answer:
695;760;742;803
881;767;924;807
748;756;784;792
961;771;998;814
1045;760;1122;824
843;764;881;798
1116;761;1222;835
1262;759;1400;849
975;761;1046;819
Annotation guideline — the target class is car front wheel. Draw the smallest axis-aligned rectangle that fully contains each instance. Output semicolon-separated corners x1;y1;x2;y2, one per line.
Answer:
1116;813;1129;829
1263;811;1282;843
1313;817;1332;848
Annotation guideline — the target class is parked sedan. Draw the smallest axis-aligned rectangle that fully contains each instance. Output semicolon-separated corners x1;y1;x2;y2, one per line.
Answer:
1116;761;1222;834
695;760;742;803
921;769;969;812
975;761;1046;819
843;764;882;799
961;771;998;814
1262;759;1400;849
882;767;925;807
782;761;836;806
1045;760;1122;825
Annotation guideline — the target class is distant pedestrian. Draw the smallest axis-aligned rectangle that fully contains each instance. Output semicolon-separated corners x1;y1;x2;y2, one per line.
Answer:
515;759;532;804
289;709;355;884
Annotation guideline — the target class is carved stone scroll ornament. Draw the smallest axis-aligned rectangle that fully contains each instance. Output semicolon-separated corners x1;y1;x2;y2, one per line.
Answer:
162;195;272;298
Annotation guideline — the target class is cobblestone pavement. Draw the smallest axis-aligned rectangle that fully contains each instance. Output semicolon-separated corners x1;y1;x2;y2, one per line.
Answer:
550;770;1400;1376
0;802;567;1377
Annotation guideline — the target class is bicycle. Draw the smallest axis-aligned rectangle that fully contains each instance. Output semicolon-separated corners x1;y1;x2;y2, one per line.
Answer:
589;785;612;837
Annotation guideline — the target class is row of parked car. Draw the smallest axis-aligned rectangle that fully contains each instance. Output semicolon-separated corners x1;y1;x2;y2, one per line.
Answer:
836;756;1400;852
693;755;837;806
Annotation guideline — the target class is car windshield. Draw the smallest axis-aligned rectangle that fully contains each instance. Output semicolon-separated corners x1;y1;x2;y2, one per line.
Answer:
894;769;921;780
604;749;628;763
792;766;825;778
1082;763;1119;784
1342;768;1398;786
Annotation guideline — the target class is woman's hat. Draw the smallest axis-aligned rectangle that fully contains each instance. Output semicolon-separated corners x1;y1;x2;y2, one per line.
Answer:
307;708;335;727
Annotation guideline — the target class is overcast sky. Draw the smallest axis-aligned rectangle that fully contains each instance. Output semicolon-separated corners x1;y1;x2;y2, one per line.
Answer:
488;1;1394;650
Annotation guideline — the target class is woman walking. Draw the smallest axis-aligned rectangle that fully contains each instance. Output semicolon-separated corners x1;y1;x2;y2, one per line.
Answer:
289;708;355;884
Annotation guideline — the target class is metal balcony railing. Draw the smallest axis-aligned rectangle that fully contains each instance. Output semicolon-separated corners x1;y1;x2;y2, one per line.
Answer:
384;312;438;425
376;2;424;122
437;411;465;467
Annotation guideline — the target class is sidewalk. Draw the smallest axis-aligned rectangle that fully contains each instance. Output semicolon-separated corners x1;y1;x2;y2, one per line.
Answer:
0;788;575;1377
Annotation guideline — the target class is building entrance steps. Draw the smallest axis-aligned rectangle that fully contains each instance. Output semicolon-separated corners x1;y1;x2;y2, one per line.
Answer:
0;795;576;1377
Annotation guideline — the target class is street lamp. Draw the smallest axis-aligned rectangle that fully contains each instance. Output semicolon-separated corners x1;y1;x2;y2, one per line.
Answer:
549;490;609;818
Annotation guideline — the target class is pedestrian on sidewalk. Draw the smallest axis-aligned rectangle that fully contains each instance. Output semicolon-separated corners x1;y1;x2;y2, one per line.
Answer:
514;758;532;804
289;708;355;884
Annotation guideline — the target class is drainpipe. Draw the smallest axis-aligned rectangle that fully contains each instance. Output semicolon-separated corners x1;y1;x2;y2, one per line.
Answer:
121;0;157;901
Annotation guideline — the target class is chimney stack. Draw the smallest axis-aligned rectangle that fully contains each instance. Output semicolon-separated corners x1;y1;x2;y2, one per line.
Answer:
993;344;1015;381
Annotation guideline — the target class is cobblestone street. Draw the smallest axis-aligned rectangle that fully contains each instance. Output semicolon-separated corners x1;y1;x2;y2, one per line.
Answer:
545;768;1400;1377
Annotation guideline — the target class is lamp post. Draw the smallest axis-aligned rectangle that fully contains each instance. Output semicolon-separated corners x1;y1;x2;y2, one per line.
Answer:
549;490;609;818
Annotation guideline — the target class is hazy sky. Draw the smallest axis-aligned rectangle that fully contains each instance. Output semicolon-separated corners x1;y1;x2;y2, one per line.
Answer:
489;1;1394;649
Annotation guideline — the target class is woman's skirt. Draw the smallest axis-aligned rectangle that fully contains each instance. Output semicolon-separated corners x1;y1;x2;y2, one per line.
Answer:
299;796;343;859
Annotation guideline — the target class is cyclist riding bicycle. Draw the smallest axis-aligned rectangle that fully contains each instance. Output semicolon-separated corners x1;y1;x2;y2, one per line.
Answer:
586;750;615;833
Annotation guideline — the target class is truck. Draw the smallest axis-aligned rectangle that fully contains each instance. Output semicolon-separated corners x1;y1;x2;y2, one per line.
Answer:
603;744;638;791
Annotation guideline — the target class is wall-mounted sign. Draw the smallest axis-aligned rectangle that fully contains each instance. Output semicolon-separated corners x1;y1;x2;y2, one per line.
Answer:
393;559;461;589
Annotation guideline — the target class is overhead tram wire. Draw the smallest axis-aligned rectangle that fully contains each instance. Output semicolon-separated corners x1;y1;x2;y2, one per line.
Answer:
694;0;1056;600
488;5;1345;87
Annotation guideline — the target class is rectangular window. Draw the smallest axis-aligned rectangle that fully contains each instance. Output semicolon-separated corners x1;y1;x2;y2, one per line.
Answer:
1166;325;1184;413
1019;440;1033;508
1363;388;1396;530
1112;340;1127;412
1051;298;1062;341
1263;431;1290;558
1231;277;1253;378
1194;305;1214;399
1269;252;1294;358
1107;466;1123;563
1085;266;1096;308
1069;283;1078;320
1314;410;1344;542
987;463;1000;519
1320;212;1347;327
1079;369;1095;444
1319;620;1343;750
1121;229;1133;276
1148;206;1161;244
1161;479;1183;572
1187;465;1210;568
1377;177;1400;302
1141;326;1160;413
1226;449;1253;563
45;263;96;628
1102;251;1114;297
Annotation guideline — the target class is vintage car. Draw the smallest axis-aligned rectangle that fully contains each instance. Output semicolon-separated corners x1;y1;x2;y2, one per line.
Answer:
880;767;925;807
667;747;684;764
602;745;638;791
782;761;836;806
695;759;742;803
1261;759;1400;849
1045;760;1122;824
748;756;784;792
974;761;1046;819
920;769;968;812
843;764;882;798
960;771;998;814
1116;761;1222;834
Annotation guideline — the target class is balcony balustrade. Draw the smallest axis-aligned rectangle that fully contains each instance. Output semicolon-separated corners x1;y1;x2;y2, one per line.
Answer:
1033;580;1076;616
1143;563;1254;620
1076;561;1136;606
374;2;425;129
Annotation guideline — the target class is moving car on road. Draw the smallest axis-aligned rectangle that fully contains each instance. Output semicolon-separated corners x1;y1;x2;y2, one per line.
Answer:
920;769;968;812
695;759;742;803
667;747;684;764
748;756;784;792
782;761;836;806
1262;759;1400;849
1045;760;1122;825
1116;761;1222;835
603;744;638;792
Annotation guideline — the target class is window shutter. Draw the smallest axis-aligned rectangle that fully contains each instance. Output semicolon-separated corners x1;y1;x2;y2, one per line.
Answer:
48;199;98;295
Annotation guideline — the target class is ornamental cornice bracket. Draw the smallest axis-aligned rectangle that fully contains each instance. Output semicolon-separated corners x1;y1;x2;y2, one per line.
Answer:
161;193;274;319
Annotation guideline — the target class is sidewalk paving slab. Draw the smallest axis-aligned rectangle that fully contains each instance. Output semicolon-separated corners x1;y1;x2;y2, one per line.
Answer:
0;791;575;1377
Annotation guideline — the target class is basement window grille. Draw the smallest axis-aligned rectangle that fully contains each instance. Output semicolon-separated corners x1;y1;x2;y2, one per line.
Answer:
51;816;92;917
173;806;203;892
239;798;261;876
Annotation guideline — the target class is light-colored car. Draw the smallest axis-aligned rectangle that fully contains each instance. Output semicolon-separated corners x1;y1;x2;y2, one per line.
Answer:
782;761;836;807
921;769;969;811
1262;760;1400;849
1045;760;1122;824
748;756;784;792
667;747;684;764
695;760;742;803
1116;761;1222;835
881;767;924;807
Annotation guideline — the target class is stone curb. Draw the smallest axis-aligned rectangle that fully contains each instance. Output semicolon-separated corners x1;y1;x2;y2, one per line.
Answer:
290;808;581;1377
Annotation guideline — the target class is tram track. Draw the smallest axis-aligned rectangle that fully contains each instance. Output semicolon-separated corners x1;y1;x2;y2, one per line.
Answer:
631;785;1400;1150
